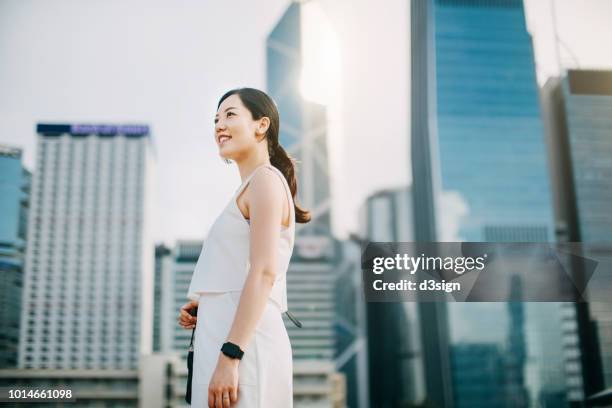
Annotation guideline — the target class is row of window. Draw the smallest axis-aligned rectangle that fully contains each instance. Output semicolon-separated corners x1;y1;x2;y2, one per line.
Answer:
24;355;137;363
26;346;138;353
23;329;139;342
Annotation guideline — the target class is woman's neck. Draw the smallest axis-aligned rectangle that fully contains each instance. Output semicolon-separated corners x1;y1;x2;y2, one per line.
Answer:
237;157;271;184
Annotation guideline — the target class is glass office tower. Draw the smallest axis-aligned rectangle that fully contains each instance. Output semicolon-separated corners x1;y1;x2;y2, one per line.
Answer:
266;4;347;406
434;0;554;241
411;0;569;406
266;2;332;236
359;187;428;407
0;145;30;368
543;69;612;399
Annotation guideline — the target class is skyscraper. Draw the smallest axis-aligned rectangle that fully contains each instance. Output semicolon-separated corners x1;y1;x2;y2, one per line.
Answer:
410;0;568;405
266;1;332;236
410;1;456;406
359;187;427;407
542;69;612;398
0;145;30;368
266;3;346;406
18;124;155;370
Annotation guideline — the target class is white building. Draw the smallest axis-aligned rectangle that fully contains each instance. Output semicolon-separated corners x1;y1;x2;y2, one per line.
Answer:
158;240;202;355
18;123;155;370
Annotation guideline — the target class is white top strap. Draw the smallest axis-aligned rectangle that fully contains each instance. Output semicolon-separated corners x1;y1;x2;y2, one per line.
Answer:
234;163;270;198
234;164;294;229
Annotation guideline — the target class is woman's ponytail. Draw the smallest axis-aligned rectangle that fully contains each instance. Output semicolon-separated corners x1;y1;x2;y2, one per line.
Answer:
268;141;311;224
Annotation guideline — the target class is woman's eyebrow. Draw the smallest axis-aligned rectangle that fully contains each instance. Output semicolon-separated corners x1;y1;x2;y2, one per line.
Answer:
215;107;238;117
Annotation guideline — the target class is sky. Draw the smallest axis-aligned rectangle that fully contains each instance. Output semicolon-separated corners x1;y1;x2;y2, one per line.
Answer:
1;0;611;245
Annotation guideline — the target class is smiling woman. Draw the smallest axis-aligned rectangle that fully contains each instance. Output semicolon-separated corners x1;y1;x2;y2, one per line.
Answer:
182;88;310;408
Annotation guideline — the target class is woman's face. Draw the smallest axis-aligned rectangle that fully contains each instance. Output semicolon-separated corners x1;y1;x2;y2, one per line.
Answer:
215;94;263;160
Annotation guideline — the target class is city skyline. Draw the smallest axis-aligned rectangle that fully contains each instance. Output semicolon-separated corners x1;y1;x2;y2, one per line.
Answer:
1;0;611;244
2;2;612;405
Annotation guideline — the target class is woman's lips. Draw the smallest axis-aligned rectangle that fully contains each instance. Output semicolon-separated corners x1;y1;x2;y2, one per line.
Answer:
219;135;231;146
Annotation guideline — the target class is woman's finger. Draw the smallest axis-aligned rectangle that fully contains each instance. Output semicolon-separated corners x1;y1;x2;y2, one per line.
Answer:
179;311;196;324
208;389;215;408
180;301;198;311
215;389;223;408
180;309;195;319
177;315;196;329
177;314;192;325
178;321;195;330
222;390;231;408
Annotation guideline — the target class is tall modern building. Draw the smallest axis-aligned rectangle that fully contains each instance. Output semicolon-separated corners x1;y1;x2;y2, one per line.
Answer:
410;0;571;406
334;238;369;408
267;3;347;406
266;1;332;236
18;123;155;370
358;187;429;407
542;69;612;399
0;145;31;368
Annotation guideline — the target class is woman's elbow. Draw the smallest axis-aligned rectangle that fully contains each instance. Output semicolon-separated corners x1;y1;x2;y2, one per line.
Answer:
250;265;277;286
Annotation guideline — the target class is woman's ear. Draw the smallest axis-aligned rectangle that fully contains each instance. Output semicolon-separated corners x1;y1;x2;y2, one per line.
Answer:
257;117;270;138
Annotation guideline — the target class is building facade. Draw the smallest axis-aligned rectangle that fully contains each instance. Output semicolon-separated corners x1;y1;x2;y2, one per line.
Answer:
410;0;571;406
162;241;202;355
267;3;346;406
358;186;431;407
153;244;171;353
542;69;612;399
0;145;31;368
18;123;155;370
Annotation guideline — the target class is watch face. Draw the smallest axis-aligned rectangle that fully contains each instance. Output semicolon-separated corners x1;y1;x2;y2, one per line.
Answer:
222;342;243;359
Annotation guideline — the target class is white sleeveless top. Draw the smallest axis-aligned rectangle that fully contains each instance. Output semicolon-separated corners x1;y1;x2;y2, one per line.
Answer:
187;164;295;313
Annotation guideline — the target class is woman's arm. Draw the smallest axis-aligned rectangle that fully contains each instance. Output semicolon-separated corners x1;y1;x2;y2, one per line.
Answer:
225;168;285;348
207;168;286;406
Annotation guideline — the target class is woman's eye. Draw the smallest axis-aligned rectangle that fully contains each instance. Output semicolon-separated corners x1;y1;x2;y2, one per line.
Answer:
227;112;235;117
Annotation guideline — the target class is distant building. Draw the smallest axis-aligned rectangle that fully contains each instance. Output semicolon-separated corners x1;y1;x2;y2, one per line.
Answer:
160;241;202;355
266;1;332;236
410;0;568;405
18;123;155;370
153;244;171;352
0;145;30;368
334;239;369;408
267;3;346;407
358;186;428;407
450;343;505;408
542;69;612;398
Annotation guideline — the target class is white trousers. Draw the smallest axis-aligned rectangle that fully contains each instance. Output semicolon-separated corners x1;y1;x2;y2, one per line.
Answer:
190;291;293;407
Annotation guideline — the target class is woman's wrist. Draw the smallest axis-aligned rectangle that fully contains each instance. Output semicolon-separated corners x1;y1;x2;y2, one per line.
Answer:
218;352;240;366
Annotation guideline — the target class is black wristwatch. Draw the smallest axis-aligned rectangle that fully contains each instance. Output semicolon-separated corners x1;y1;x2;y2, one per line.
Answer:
221;342;244;360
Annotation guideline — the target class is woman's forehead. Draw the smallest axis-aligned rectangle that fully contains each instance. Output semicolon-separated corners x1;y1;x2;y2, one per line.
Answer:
218;94;243;111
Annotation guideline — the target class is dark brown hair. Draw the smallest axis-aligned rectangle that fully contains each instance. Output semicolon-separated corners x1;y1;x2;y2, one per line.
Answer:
218;87;311;224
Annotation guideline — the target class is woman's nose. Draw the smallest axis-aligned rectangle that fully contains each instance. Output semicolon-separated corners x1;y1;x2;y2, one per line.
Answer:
215;121;226;132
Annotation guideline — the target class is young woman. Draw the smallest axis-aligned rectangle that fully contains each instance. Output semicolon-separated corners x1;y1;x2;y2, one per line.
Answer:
178;87;310;407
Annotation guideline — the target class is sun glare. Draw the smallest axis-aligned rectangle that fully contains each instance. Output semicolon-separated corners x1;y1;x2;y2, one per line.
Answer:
298;2;342;105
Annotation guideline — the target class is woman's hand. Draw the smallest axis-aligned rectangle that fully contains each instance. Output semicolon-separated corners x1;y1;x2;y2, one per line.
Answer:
178;300;199;329
208;354;240;408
